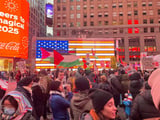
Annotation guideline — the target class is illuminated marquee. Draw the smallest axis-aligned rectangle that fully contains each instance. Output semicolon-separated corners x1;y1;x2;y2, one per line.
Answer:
0;0;29;59
35;39;115;69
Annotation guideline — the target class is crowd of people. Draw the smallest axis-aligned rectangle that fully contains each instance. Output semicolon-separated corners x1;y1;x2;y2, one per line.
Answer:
0;66;160;120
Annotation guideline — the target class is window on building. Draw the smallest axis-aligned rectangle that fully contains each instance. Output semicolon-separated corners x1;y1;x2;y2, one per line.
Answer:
144;28;148;33
119;20;123;25
62;15;66;19
104;4;108;8
135;28;139;33
70;0;74;2
62;23;66;27
77;0;80;1
63;0;66;2
63;6;66;11
83;5;87;9
57;6;61;11
134;2;138;7
119;4;123;8
70;22;74;27
104;13;108;17
90;14;94;18
150;19;154;24
77;22;80;27
128;12;132;16
159;20;160;24
128;28;132;33
149;10;154;15
142;2;146;7
98;5;102;9
90;21;94;26
127;3;131;7
112;21;117;25
57;24;61;27
134;10;138;15
83;0;86;1
105;31;109;34
128;20;132;24
77;5;80;10
112;4;116;8
113;29;117;34
98;31;103;35
98;13;102;17
84;14;87;18
77;14;80;18
142;11;147;15
90;5;94;9
57;31;60;36
148;2;152;6
150;27;154;32
113;12;117;16
104;21;108;25
143;19;147;24
158;9;160;15
98;21;102;26
70;14;74;19
120;29;123;33
70;6;74;10
119;13;123;16
144;37;156;52
134;20;138;24
57;0;61;3
84;21;87;26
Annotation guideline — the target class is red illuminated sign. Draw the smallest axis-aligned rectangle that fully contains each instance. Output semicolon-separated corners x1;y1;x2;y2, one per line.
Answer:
0;0;29;59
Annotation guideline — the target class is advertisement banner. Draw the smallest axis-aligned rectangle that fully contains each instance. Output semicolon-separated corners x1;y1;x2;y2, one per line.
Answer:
0;0;29;59
46;3;53;26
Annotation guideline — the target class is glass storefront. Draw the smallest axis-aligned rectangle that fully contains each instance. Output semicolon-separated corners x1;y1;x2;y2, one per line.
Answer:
0;58;13;72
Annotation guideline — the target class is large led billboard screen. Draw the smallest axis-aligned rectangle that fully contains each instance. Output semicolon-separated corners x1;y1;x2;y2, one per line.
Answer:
0;0;29;59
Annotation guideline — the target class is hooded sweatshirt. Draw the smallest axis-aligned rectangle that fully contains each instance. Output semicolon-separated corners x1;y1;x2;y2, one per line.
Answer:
70;90;93;120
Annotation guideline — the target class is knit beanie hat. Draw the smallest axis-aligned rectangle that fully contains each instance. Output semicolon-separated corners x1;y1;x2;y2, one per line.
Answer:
91;89;113;113
148;68;160;110
50;81;61;91
75;77;90;91
17;76;33;87
129;72;141;81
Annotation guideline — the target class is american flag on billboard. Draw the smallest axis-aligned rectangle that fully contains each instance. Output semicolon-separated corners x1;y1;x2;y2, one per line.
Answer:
36;39;115;69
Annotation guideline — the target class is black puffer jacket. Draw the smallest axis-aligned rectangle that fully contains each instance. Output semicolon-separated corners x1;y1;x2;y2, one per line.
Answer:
129;80;142;99
130;90;160;120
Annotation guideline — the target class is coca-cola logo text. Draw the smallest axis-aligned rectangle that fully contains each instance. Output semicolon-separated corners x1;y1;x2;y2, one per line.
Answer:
0;42;20;51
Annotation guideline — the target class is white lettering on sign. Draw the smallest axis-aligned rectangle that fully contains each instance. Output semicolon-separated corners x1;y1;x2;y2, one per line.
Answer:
0;42;20;51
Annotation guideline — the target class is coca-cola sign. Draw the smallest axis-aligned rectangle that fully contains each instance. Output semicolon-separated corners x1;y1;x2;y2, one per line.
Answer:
0;0;29;59
0;42;20;51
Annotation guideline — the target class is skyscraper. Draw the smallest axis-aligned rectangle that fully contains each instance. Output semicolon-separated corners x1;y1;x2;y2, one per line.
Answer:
54;0;160;63
27;0;46;70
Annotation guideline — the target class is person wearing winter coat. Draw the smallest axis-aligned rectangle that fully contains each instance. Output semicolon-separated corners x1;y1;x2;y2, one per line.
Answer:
0;76;36;120
49;81;72;120
70;76;93;120
38;69;52;120
129;72;143;99
32;76;45;120
130;82;160;120
119;70;130;94
98;74;112;93
83;89;117;120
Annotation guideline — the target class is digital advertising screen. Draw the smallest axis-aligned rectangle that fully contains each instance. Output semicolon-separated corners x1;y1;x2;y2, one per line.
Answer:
0;0;29;59
46;3;53;26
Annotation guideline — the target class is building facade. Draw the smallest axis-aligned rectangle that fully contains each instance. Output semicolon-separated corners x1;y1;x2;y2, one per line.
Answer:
53;0;160;63
27;0;46;70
